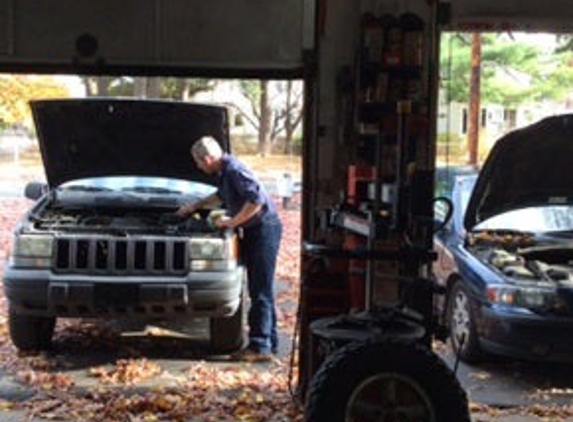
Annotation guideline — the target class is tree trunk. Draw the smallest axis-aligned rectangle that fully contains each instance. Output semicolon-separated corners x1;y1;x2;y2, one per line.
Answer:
81;77;96;97
147;78;161;98
258;80;272;156
134;77;161;99
96;76;111;97
284;81;294;154
134;78;147;98
467;33;481;167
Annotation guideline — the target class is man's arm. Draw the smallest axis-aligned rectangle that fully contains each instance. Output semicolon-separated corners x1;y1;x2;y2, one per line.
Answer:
216;201;262;229
176;192;222;216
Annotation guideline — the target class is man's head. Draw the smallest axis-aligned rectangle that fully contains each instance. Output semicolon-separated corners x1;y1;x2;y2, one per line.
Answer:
191;136;224;174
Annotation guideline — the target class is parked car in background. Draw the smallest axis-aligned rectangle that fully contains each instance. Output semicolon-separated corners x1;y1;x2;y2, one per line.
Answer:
434;114;573;363
3;99;245;353
434;164;477;200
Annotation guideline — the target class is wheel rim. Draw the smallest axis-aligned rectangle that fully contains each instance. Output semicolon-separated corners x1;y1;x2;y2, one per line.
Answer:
345;372;436;422
451;288;471;350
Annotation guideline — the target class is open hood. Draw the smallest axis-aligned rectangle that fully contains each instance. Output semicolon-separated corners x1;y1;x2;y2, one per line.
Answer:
464;114;573;230
30;98;230;187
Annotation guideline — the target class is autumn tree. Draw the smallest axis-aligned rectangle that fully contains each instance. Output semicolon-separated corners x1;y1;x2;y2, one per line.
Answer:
0;75;70;129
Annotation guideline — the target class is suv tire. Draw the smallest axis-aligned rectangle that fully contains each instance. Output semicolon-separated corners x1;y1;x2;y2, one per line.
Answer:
8;307;56;351
210;299;245;354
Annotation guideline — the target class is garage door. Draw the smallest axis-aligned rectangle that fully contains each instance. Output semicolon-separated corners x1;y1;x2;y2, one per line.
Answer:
0;0;314;76
445;0;573;32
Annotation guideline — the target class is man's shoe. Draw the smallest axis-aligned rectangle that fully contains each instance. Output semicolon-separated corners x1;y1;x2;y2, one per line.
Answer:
232;348;272;363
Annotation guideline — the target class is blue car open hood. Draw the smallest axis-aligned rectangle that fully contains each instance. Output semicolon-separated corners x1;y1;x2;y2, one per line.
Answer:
464;114;573;230
30;98;230;187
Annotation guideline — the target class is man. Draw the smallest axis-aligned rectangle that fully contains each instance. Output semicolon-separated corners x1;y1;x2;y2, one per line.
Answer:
177;136;283;362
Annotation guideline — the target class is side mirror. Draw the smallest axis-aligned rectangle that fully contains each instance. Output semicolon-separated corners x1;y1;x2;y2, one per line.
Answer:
433;196;453;233
24;182;48;200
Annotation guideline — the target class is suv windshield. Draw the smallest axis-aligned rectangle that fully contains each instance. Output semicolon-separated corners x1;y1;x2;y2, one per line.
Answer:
57;176;216;206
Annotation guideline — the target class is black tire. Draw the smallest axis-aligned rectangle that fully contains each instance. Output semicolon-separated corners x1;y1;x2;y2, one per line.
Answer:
210;300;245;354
305;340;470;422
8;307;56;351
447;281;482;362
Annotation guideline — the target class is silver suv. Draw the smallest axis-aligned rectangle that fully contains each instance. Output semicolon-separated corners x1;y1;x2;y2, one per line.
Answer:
3;99;245;353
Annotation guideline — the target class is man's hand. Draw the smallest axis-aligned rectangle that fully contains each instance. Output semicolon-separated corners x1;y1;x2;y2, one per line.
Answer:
215;216;234;230
176;202;196;217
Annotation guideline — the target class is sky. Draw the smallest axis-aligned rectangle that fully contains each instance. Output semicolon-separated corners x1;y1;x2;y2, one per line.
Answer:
53;75;85;97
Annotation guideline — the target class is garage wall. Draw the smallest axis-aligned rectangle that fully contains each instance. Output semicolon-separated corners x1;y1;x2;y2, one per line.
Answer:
0;0;314;74
311;0;436;213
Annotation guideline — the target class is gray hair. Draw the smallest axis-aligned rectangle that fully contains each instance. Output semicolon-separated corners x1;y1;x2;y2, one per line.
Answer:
191;136;223;160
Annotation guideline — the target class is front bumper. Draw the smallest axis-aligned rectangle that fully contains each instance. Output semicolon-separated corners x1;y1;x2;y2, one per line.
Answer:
477;305;573;363
3;266;244;318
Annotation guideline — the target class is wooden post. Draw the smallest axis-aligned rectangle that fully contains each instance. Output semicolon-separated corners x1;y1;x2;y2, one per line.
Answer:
468;33;481;166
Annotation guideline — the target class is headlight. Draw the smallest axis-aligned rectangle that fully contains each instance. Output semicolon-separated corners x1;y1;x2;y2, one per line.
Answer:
11;234;53;268
189;238;228;260
486;284;556;309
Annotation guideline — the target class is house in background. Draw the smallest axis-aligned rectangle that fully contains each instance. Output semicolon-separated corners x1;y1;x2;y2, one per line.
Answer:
437;97;573;162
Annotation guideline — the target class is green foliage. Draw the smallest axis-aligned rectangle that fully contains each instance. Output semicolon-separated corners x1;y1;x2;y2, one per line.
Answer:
441;32;572;108
161;78;215;100
290;134;303;155
239;80;262;104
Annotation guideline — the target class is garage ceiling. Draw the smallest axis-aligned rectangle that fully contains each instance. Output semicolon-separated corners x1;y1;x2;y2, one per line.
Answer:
0;0;314;77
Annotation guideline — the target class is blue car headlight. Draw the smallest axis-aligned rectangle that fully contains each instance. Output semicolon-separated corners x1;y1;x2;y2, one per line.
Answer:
486;284;556;309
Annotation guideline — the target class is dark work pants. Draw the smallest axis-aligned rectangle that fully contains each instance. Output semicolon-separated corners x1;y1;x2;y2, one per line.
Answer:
241;213;283;353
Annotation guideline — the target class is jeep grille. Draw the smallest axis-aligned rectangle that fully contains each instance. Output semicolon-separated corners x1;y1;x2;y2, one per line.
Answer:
54;237;189;274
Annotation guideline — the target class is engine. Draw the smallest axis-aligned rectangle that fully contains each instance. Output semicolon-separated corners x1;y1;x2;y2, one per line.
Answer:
30;206;214;235
468;231;573;284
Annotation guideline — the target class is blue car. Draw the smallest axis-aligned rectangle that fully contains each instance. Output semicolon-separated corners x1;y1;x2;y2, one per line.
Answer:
434;114;573;363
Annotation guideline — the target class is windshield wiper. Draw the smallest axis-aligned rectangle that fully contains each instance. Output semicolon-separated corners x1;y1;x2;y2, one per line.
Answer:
121;186;182;195
63;185;114;192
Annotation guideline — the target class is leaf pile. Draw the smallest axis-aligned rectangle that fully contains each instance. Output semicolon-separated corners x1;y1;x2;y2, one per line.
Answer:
2;198;573;421
89;359;163;385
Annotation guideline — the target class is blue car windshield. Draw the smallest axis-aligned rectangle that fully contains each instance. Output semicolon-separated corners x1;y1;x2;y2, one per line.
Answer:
476;206;573;233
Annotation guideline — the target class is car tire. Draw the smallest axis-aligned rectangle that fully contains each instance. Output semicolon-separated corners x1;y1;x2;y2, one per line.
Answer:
448;281;482;362
210;299;245;354
305;339;470;422
8;307;56;351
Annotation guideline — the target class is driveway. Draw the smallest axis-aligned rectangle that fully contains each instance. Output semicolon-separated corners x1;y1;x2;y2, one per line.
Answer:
436;342;573;421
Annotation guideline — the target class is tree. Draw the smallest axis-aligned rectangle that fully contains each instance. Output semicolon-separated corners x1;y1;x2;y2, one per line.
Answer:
230;80;303;156
80;76;215;100
277;81;304;154
233;80;273;156
440;33;543;107
0;75;70;128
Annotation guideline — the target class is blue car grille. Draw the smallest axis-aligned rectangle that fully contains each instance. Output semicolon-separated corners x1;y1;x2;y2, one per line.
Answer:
53;237;189;275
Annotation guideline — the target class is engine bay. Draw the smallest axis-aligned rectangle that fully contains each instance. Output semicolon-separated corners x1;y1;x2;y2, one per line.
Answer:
30;205;216;235
467;230;573;284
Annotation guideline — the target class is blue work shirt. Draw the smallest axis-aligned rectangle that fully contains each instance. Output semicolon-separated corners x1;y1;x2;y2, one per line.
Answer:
217;154;277;228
